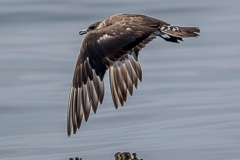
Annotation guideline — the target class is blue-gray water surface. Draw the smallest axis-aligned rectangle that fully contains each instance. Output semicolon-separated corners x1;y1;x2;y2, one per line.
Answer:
1;0;240;160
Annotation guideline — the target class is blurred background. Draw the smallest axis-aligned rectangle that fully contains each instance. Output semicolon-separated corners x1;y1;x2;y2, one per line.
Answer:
0;0;240;160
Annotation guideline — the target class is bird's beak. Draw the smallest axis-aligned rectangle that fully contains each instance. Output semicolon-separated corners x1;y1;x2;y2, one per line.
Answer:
79;29;87;35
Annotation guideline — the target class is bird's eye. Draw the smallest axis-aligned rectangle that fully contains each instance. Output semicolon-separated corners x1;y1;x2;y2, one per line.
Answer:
89;26;95;30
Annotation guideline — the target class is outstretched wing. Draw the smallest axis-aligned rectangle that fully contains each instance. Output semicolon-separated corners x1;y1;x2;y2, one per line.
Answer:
67;56;105;136
109;31;158;108
109;52;141;108
67;16;160;136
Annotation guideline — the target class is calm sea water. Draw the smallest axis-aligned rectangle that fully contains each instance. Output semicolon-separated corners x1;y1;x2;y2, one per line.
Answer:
1;0;240;160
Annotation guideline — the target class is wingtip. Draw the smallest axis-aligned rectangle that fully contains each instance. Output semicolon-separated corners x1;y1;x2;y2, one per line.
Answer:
67;128;71;137
84;113;90;122
114;102;119;109
93;109;97;114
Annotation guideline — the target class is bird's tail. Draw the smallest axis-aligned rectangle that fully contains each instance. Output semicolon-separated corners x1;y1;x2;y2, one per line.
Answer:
159;24;200;43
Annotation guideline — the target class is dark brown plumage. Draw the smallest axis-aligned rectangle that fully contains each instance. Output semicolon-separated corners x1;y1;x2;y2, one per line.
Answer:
67;13;200;136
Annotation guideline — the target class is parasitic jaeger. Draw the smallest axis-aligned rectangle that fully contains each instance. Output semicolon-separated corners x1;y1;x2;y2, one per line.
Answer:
67;13;200;136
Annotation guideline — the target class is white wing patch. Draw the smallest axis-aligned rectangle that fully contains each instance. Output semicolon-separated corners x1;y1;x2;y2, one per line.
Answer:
100;34;111;40
98;34;112;43
126;27;131;31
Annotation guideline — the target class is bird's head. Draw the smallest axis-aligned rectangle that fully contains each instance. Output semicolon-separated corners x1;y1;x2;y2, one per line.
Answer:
79;21;101;35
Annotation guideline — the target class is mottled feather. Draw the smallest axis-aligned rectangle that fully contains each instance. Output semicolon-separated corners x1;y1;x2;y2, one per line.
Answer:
67;13;200;136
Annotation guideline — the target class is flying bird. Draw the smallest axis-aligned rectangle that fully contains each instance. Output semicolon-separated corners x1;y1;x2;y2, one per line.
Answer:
67;13;200;136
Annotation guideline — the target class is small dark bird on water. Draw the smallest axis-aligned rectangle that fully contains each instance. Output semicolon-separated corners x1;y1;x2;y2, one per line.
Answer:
67;13;200;136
